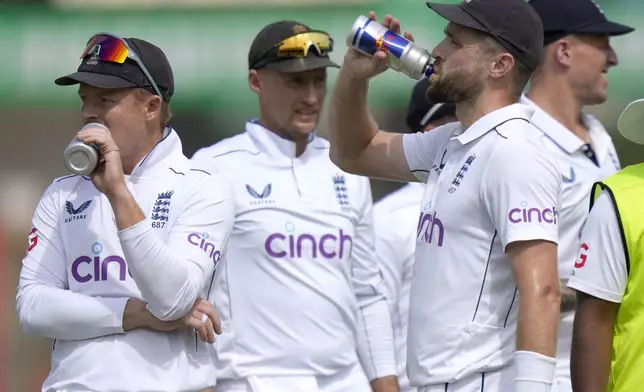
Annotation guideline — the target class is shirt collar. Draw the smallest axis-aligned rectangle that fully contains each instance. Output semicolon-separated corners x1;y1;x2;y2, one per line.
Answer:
245;120;319;158
521;95;584;154
521;94;612;160
128;127;183;182
454;103;534;145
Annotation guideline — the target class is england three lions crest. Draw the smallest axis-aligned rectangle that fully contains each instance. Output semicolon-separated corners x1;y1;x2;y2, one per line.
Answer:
151;190;174;228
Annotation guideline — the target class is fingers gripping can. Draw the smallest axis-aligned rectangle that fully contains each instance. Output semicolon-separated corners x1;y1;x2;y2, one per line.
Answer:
347;15;434;80
63;123;105;176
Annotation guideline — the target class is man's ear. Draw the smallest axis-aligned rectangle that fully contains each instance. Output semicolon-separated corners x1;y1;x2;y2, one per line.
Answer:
249;69;261;94
143;92;162;122
489;53;515;80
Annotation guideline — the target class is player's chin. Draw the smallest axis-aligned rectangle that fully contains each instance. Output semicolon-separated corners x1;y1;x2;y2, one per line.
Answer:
582;89;608;106
291;118;318;134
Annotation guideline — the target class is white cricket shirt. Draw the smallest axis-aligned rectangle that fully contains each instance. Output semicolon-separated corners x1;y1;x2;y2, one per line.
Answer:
402;104;561;386
522;95;621;278
16;129;235;392
373;182;425;392
567;190;627;302
192;121;395;381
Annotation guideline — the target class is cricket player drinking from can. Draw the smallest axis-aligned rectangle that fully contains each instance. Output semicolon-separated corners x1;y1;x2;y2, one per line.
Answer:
373;77;456;392
328;0;562;390
192;21;398;392
16;33;234;392
522;0;633;390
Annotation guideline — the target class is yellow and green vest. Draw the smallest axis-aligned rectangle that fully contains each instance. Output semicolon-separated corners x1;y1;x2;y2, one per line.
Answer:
591;162;644;392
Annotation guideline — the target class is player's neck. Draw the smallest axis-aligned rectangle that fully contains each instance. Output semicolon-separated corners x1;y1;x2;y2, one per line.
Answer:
527;79;588;142
256;116;309;157
121;129;165;175
456;90;517;130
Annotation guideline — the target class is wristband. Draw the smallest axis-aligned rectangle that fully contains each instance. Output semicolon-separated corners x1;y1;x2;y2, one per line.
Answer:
515;350;556;392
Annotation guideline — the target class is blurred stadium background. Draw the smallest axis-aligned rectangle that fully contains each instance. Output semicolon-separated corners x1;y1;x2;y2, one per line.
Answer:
1;0;643;390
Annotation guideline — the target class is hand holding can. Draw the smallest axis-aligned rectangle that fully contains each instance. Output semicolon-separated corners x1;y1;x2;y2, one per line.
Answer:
63;123;105;176
346;13;434;80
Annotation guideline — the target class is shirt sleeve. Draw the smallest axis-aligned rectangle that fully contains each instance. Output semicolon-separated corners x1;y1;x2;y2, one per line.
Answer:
16;181;129;340
480;139;561;249
402;127;451;183
351;177;397;380
118;173;235;321
567;191;627;303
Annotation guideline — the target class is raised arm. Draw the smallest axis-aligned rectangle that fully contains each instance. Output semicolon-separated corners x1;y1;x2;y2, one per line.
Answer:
328;12;422;183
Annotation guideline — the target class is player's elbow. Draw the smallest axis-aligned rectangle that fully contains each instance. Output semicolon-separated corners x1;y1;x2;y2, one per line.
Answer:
16;286;49;336
145;279;200;322
524;279;561;312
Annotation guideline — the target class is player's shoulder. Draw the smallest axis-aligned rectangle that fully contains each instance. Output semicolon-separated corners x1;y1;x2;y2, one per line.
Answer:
48;174;91;195
192;132;259;165
491;108;553;157
408;121;459;142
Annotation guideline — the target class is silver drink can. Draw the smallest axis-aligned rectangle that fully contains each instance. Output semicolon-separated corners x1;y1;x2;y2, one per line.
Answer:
63;123;105;176
347;15;434;80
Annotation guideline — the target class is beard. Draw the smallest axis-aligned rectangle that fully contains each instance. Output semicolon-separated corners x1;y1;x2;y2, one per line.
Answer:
426;67;483;104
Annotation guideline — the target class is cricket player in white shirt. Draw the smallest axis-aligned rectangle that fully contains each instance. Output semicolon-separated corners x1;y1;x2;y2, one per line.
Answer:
522;0;633;390
192;21;398;392
16;34;234;392
328;0;562;390
374;78;457;392
567;102;644;392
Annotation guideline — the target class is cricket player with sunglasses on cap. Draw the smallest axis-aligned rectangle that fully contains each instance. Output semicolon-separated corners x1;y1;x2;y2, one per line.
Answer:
16;33;234;392
192;21;398;392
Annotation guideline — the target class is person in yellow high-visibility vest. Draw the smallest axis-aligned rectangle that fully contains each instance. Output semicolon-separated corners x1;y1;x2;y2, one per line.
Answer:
568;99;644;392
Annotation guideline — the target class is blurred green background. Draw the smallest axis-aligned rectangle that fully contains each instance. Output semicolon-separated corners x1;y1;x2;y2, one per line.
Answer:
1;0;642;390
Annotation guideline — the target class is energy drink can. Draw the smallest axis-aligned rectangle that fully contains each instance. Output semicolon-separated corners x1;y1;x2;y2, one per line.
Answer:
347;15;434;80
63;123;104;176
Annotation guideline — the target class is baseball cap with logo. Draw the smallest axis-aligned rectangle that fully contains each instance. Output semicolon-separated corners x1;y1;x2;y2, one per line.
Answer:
617;99;644;145
248;20;339;73
55;34;174;102
406;78;456;132
529;0;634;46
426;0;543;71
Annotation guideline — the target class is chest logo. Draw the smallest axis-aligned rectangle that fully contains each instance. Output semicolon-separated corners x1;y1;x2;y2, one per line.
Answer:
448;154;476;194
333;175;350;211
246;184;275;205
562;167;576;184
151;191;173;228
65;200;92;223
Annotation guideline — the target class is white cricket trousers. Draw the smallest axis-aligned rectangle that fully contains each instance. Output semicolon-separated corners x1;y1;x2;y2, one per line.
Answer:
417;366;513;392
214;363;370;392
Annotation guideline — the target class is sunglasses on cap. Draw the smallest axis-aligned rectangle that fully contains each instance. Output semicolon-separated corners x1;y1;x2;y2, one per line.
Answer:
80;33;163;98
253;31;334;68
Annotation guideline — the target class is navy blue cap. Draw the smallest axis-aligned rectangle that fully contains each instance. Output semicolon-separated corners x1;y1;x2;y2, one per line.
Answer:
406;78;456;132
529;0;634;46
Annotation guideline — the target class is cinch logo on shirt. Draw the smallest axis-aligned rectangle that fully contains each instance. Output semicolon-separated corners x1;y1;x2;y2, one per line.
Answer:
264;222;353;259
187;232;221;264
508;201;558;224
416;211;445;247
71;242;128;283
